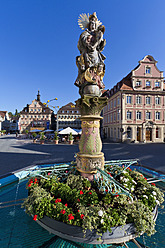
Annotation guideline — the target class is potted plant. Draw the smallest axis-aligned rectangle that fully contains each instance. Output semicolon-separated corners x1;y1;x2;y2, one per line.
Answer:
23;165;164;244
40;132;45;144
54;131;59;144
69;132;73;144
32;132;37;143
25;129;29;138
2;130;6;135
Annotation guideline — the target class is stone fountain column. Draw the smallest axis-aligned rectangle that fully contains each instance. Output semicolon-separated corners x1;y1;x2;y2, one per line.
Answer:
75;12;108;180
76;94;107;180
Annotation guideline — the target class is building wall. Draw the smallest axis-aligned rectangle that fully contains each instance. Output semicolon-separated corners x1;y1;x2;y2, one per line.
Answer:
19;98;52;133
57;102;81;130
103;55;165;143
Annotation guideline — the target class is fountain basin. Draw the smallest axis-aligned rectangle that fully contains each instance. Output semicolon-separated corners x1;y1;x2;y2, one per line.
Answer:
37;205;158;244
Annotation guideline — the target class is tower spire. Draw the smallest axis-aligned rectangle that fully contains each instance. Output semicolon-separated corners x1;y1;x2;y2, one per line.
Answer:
37;90;41;101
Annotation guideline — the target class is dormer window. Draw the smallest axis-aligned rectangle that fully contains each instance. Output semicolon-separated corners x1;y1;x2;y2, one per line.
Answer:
155;81;160;88
136;81;141;87
146;67;151;74
146;81;151;87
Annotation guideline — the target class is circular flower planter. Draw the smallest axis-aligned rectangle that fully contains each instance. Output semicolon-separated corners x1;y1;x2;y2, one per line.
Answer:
36;206;158;244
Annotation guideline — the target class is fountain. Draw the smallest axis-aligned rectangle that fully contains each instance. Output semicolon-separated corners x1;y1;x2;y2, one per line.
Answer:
22;12;164;247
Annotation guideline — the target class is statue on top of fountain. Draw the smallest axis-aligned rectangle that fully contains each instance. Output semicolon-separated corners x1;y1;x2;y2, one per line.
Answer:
75;12;106;97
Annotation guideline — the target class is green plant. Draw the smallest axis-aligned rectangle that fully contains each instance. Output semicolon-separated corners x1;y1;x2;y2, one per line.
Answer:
69;132;73;141
54;131;59;140
25;130;29;134
40;132;45;140
32;132;37;139
23;167;164;238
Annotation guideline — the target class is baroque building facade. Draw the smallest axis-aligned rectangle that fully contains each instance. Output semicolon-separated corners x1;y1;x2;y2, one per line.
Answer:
103;55;165;143
57;102;81;130
19;91;53;133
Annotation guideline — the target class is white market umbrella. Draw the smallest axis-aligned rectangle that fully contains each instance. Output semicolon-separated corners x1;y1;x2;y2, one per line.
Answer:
59;127;78;135
30;129;41;133
43;129;54;132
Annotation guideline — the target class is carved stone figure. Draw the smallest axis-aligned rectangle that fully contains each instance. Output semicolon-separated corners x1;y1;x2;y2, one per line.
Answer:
75;12;106;96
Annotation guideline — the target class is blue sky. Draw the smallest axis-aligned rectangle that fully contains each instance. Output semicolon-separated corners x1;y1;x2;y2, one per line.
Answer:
0;0;165;113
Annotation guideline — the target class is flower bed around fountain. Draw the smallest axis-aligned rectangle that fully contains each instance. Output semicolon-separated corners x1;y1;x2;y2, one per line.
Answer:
22;164;164;244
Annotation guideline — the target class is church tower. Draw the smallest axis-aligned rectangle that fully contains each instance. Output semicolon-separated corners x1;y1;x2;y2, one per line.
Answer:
37;90;41;102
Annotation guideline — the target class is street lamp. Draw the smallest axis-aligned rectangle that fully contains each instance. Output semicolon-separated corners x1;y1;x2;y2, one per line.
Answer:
43;98;59;132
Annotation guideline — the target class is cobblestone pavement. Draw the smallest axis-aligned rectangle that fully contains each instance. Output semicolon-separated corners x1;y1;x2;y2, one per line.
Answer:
0;134;164;176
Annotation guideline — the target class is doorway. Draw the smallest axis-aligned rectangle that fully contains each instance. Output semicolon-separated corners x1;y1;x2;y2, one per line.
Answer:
137;127;141;141
146;127;152;141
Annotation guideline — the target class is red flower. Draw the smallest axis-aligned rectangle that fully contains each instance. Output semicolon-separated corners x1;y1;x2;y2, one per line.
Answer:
60;209;66;214
34;178;37;182
55;198;61;203
144;177;147;180
66;171;68;173
80;190;83;195
28;183;32;187
151;183;156;186
65;203;68;207
68;214;74;221
77;199;80;202
88;192;92;194
33;215;38;221
78;210;80;212
80;214;84;219
107;172;112;177
105;189;108;192
115;194;119;197
48;172;51;175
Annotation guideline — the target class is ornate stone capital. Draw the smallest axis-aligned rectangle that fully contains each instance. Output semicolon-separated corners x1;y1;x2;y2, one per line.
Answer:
75;95;108;116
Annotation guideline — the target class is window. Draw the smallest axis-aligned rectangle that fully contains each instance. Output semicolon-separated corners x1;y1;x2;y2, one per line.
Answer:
136;96;141;104
111;101;113;109
146;67;151;74
155;112;160;120
136;111;141;120
114;99;116;107
146;96;151;105
31;109;33;112
117;97;120;105
117;110;120;120
126;96;132;104
156;127;160;138
155;96;160;105
110;114;113;122
146;81;151;87
114;113;116;121
118;128;120;138
127;111;132;119
136;81;141;86
155;81;160;88
146;111;151;120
